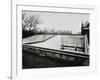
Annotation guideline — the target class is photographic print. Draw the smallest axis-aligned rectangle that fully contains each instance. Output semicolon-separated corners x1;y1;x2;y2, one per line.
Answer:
22;10;90;69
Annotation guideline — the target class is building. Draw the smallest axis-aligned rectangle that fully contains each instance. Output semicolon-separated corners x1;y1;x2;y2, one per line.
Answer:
81;21;90;44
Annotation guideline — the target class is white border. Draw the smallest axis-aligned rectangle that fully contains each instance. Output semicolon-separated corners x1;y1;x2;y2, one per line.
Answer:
12;2;97;80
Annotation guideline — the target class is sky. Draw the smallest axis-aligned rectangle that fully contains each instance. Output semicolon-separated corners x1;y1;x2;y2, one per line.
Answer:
23;11;89;34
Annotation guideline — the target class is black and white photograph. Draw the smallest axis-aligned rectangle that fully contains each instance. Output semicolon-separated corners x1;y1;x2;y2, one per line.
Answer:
22;10;90;69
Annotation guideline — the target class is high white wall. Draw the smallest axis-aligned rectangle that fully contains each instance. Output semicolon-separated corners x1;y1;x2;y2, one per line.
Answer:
0;0;99;80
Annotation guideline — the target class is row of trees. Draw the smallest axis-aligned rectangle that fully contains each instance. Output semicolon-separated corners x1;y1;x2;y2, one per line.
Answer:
37;28;72;35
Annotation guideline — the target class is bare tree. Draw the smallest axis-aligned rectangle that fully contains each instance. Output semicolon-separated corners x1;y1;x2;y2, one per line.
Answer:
22;12;40;32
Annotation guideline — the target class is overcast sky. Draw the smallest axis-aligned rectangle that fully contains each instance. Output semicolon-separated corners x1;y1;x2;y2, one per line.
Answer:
23;11;89;34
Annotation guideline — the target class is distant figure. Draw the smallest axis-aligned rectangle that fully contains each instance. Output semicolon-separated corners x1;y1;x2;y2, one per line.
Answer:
75;46;77;51
61;45;64;49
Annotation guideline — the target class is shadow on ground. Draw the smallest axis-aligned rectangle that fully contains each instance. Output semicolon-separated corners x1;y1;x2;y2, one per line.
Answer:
22;50;88;69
